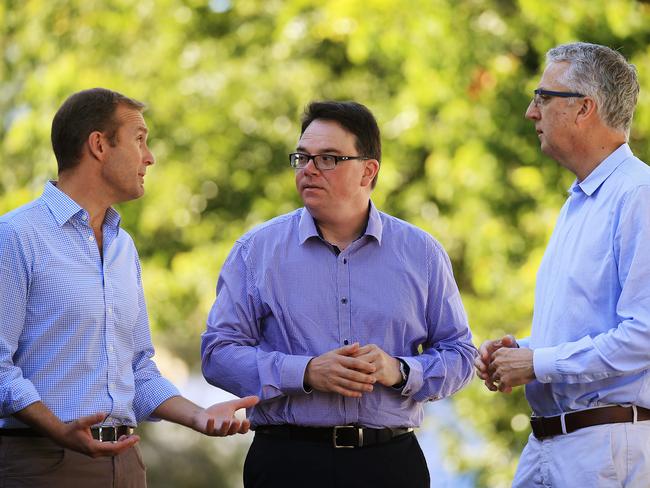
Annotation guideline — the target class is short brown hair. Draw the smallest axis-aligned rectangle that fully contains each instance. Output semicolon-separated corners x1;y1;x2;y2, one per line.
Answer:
51;88;145;173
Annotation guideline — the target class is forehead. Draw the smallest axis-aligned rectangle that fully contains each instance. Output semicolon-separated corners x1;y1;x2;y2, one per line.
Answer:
297;119;357;152
539;62;570;88
114;104;147;132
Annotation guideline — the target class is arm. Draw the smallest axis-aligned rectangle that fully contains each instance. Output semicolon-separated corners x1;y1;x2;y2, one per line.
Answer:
130;255;182;421
531;186;650;384
152;395;258;436
201;242;311;401
201;242;377;400
397;240;477;402
0;223;41;417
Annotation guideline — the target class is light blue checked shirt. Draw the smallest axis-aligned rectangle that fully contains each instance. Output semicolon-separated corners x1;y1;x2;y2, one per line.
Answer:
201;202;476;428
0;182;179;428
520;144;650;416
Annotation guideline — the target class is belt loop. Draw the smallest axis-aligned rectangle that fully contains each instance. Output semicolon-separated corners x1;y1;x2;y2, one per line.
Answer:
632;405;638;424
560;412;567;435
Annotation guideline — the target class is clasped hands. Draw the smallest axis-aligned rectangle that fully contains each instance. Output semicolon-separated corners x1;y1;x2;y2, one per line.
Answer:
304;343;402;398
474;334;535;393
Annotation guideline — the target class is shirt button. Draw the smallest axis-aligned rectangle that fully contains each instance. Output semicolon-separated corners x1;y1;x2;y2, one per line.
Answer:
107;307;113;314
89;236;95;242
109;345;114;352
110;382;116;389
343;259;348;264
341;298;348;304
344;339;349;345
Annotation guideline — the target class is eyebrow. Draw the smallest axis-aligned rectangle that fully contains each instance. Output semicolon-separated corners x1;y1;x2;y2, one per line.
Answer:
295;145;343;154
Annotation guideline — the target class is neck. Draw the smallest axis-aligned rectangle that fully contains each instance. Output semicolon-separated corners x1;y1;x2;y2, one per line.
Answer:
56;171;111;230
565;128;626;181
313;202;370;250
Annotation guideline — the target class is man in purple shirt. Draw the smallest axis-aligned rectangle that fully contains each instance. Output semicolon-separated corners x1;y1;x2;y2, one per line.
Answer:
201;101;476;487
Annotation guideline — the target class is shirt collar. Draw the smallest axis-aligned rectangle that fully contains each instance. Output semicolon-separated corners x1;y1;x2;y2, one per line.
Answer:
41;181;122;230
574;143;632;196
298;200;383;246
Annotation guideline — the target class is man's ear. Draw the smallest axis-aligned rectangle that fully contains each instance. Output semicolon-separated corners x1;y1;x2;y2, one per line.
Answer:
87;131;108;161
575;97;597;126
360;159;380;188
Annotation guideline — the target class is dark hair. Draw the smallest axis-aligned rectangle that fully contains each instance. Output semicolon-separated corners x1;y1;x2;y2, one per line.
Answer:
301;101;381;187
51;88;145;173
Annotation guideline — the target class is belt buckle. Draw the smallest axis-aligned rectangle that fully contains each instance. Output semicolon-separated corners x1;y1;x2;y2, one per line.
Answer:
333;425;363;448
97;426;117;443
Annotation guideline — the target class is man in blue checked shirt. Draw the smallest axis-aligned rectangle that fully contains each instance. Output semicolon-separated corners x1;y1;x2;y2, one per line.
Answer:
475;43;650;487
0;88;258;488
201;101;477;488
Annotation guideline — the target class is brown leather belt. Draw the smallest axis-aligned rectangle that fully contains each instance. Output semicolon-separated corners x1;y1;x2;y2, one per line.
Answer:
531;405;650;440
0;426;133;443
254;424;413;448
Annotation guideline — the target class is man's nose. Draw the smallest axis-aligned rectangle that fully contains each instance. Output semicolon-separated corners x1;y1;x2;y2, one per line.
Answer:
525;100;539;120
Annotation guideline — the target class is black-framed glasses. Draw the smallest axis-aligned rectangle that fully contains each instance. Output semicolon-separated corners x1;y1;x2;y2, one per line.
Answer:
289;152;368;171
532;88;585;107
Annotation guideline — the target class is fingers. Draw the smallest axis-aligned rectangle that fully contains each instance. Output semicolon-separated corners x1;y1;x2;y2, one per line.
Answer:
88;435;140;457
228;395;259;410
74;412;107;430
335;342;360;356
478;339;499;361
339;356;376;374
500;335;518;348
239;418;251;434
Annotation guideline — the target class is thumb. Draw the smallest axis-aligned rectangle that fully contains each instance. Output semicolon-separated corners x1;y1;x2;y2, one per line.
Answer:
230;395;259;410
336;342;360;355
501;335;518;348
74;412;106;429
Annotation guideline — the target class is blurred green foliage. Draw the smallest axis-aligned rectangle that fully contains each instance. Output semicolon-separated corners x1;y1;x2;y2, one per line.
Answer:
3;0;650;486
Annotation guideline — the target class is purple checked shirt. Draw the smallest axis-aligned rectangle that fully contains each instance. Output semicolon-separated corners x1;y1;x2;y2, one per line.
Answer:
201;202;476;428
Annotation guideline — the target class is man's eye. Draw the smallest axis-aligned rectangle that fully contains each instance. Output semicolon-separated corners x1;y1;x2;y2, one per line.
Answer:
321;155;336;162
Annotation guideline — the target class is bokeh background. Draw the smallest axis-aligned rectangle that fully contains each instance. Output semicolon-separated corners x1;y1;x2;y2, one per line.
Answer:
3;1;650;486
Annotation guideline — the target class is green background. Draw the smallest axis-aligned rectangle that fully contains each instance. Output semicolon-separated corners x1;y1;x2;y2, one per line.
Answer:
3;1;650;486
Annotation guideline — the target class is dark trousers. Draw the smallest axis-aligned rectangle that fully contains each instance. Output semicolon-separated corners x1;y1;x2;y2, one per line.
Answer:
0;435;146;488
244;431;430;488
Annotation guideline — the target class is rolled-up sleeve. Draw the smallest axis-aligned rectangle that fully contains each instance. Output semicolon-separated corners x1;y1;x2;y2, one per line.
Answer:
131;258;180;421
0;223;41;416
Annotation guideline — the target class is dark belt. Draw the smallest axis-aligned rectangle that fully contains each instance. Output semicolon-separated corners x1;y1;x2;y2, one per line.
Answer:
531;405;650;440
254;424;413;448
0;426;133;443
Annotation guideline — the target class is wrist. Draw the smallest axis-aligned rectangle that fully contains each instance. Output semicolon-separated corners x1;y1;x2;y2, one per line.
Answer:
391;358;409;388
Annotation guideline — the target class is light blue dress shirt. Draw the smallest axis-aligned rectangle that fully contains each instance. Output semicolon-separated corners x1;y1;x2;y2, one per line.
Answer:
201;202;476;428
521;144;650;416
0;182;179;428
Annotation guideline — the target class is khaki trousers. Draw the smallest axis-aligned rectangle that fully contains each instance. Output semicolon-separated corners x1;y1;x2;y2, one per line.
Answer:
0;435;146;488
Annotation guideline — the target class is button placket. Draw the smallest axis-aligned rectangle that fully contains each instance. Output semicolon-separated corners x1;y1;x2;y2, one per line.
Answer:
337;250;357;424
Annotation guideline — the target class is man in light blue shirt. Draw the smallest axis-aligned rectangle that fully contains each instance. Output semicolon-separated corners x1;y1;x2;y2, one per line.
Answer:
0;88;257;487
202;101;476;487
475;43;650;486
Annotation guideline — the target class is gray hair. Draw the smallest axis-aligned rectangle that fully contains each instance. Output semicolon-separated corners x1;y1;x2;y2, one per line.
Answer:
546;42;639;137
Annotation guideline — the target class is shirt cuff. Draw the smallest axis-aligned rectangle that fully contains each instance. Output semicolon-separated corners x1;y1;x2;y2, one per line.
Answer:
280;355;313;395
517;337;530;349
533;346;557;383
133;377;181;422
397;357;423;397
2;379;41;417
